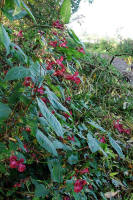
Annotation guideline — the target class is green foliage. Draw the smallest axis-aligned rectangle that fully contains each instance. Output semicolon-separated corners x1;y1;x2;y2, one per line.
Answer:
60;0;71;24
0;1;132;199
0;102;11;121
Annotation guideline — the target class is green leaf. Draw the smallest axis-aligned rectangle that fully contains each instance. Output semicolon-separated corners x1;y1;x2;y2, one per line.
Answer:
109;136;125;159
35;184;47;198
0;142;7;152
0;24;10;53
31;179;48;198
87;132;101;153
48;159;63;183
0;103;11;121
67;154;78;165
87;119;106;132
36;129;58;156
21;1;36;23
60;0;71;24
4;66;31;81
45;86;68;113
37;98;64;137
87;132;107;156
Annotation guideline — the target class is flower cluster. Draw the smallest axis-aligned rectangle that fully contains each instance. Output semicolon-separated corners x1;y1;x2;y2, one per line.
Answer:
17;30;23;37
78;47;85;54
114;120;130;134
52;20;64;30
74;179;87;193
13;177;29;188
9;155;26;172
64;71;81;85
99;136;106;143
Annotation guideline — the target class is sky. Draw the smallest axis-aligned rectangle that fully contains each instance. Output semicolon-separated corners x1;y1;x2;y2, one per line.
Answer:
68;0;133;41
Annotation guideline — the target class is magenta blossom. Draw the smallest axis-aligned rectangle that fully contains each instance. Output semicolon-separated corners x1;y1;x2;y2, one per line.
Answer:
78;47;85;54
18;163;26;172
66;96;71;101
59;41;68;48
17;30;23;37
99;136;106;143
67;136;75;142
49;41;57;47
80;168;89;175
52;20;64;30
74;179;87;193
113;120;131;134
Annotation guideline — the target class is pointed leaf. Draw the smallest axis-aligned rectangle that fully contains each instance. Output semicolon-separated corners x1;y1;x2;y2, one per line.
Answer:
0;24;10;53
0;103;11;121
21;1;36;23
4;66;31;81
37;98;64;137
36;129;58;156
109;136;124;159
60;0;71;24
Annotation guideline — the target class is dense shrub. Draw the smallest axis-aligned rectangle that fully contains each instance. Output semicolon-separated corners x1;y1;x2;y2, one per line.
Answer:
0;1;132;199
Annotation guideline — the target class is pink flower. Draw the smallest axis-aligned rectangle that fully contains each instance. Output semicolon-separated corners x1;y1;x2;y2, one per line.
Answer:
99;136;106;143
23;77;32;87
18;163;26;172
10;155;17;161
13;183;21;188
64;71;81;85
25;127;31;132
10;160;18;169
34;87;44;95
49;41;57;47
52;20;64;30
65;96;71;101
17;30;23;37
41;97;49;104
59;41;68;48
78;47;85;54
51;110;55;114
113;120;131;134
63;113;70;119
74;179;87;193
67;136;75;142
80;168;89;175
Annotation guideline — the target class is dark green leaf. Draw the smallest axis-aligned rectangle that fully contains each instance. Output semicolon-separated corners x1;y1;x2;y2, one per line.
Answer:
21;1;36;23
60;0;71;24
37;98;64;137
0;102;11;121
4;66;31;81
0;24;10;53
67;154;78;165
87;119;106;132
87;132;101;153
36;129;58;156
48;159;63;183
109;136;124;159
